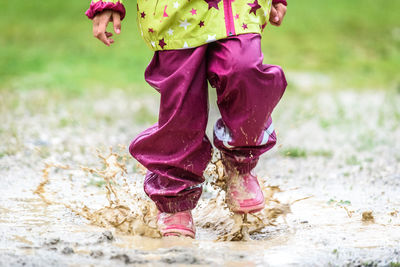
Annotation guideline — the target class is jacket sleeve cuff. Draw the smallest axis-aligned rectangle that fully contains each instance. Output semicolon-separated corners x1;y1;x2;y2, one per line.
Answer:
272;0;287;6
85;0;126;20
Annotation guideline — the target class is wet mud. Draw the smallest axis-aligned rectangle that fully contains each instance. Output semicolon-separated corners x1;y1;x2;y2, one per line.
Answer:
34;147;292;242
1;90;400;266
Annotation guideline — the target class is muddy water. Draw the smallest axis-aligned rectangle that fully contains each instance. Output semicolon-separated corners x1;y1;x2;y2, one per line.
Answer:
2;148;400;266
1;90;400;266
32;148;292;240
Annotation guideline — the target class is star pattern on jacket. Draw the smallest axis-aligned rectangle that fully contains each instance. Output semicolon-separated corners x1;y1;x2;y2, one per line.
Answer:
159;38;167;49
179;19;191;30
204;0;221;10
190;8;197;15
261;22;267;31
248;0;261;15
207;34;216;42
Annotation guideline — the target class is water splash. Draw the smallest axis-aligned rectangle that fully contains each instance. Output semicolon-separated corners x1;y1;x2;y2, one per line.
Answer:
34;147;161;238
34;147;295;240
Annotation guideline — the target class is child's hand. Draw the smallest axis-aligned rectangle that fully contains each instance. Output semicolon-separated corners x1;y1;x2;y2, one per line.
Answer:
92;10;122;46
269;3;287;27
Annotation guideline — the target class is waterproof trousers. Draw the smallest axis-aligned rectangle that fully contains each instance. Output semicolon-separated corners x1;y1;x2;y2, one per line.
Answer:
129;33;287;213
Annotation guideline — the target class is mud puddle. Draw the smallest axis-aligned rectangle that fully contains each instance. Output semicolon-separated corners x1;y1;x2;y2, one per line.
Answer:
33;147;294;241
1;90;400;266
4;147;398;266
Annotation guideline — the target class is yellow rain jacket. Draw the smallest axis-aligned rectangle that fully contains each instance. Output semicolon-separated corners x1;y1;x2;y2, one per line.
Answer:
86;0;276;51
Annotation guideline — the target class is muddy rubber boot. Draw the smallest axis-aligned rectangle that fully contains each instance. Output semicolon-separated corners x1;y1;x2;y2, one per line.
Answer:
157;210;196;238
225;171;265;214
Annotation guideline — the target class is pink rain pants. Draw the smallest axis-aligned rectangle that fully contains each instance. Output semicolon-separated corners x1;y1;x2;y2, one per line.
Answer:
129;33;287;213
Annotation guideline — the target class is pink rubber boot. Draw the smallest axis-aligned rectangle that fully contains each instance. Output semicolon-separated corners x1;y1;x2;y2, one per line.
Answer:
225;171;265;214
157;210;196;238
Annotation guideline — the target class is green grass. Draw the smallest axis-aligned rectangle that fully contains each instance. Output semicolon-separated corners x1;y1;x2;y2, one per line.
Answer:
281;147;334;158
281;147;307;158
280;147;333;158
327;199;351;206
345;155;360;166
309;150;333;158
1;0;152;95
1;0;399;94
263;0;400;90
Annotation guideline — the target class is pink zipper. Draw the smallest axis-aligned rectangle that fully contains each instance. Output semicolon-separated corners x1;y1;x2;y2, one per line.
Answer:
223;0;236;36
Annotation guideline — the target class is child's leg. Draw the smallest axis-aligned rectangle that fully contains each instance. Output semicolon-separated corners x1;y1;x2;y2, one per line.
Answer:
129;46;212;213
207;33;287;171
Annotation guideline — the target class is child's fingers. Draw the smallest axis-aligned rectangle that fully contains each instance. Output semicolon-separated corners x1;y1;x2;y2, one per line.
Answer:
276;4;287;24
96;16;111;46
106;32;114;43
96;31;110;46
92;17;100;38
99;34;110;46
270;20;280;26
271;4;287;27
269;6;279;24
92;11;113;46
113;12;121;34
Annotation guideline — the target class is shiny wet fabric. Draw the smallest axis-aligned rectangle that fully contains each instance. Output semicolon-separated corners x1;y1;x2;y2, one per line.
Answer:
129;33;287;213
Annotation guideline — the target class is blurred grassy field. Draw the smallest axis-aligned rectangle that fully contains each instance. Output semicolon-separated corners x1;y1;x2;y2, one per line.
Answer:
1;0;399;95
